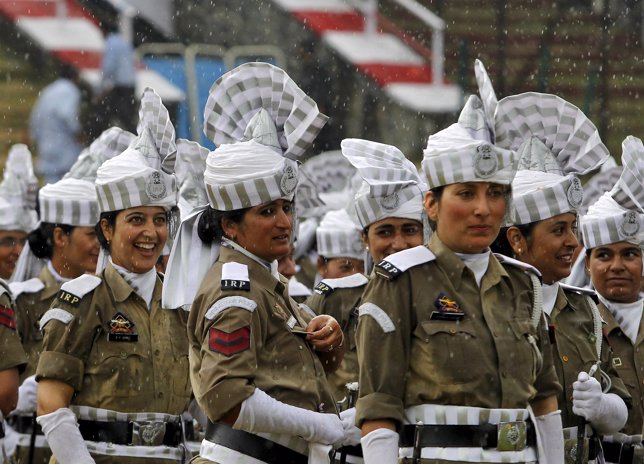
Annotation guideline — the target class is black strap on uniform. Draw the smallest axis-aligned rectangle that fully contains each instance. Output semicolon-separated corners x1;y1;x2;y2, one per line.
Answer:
399;423;536;448
590;439;636;464
205;420;308;464
78;419;182;447
6;415;43;436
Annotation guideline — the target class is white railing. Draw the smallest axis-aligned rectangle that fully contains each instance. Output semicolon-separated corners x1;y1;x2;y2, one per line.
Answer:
346;0;445;85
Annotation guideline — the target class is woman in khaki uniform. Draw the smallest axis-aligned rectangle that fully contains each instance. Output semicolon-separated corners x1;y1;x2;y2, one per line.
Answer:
490;92;630;463
356;95;564;463
581;136;644;459
164;63;359;464
34;88;191;464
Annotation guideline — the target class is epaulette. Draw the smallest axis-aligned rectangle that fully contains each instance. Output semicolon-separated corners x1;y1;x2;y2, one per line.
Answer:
375;246;435;280
221;262;250;291
560;282;597;301
313;273;368;295
0;278;11;298
494;253;542;277
9;278;45;298
57;274;102;307
289;279;312;298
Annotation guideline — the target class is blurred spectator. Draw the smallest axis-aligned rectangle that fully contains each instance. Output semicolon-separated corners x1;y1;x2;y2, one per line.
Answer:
29;65;83;183
96;20;137;133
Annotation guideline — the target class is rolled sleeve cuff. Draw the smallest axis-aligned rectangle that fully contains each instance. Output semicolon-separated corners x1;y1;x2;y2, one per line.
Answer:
36;351;85;392
199;380;255;422
356;392;404;429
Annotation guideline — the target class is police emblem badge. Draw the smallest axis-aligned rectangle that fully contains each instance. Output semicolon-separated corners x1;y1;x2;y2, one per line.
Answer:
107;312;139;342
380;192;400;211
431;293;465;321
146;171;167;200
566;177;583;208
619;211;640;239
280;165;297;195
474;144;498;179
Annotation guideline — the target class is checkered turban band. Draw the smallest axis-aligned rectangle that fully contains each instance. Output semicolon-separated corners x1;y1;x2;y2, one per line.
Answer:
342;138;427;228
582;136;644;248
96;88;178;213
39;178;99;227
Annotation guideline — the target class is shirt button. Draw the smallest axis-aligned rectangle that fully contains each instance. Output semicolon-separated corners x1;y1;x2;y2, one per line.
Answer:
299;345;303;350
154;349;160;356
120;352;127;360
449;328;456;334
158;392;164;398
562;355;569;363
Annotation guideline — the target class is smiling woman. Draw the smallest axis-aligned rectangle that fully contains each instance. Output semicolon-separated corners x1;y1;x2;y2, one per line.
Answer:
34;88;191;464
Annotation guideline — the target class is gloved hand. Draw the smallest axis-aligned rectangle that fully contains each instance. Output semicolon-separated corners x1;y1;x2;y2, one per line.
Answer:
339;407;361;447
572;371;627;434
11;375;38;416
533;409;564;464
361;428;399;464
37;407;95;464
234;388;345;446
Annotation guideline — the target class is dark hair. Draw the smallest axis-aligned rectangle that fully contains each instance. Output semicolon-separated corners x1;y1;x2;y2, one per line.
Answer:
197;206;248;244
95;211;119;251
490;222;538;257
28;223;75;259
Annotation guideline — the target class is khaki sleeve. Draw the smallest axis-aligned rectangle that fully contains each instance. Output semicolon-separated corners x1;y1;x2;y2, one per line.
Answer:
355;274;412;428
0;290;27;372
35;296;99;391
533;312;563;401
192;295;259;422
303;293;325;315
601;337;632;408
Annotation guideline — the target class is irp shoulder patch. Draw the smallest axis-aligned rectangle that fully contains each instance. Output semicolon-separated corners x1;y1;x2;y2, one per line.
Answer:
375;245;435;280
0;305;16;330
494;253;542;277
9;278;45;298
314;273;368;295
221;262;250;291
57;274;102;307
209;326;251;356
39;308;74;330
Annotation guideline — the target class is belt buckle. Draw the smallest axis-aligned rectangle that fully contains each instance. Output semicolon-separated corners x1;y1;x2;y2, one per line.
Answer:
497;421;527;452
130;421;166;446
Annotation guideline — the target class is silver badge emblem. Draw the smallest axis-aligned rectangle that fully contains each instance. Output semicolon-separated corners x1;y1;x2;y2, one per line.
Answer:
566;177;583;208
474;144;498;178
280;165;297;195
380;192;400;211
351;239;365;255
619;211;640;238
146;171;167;200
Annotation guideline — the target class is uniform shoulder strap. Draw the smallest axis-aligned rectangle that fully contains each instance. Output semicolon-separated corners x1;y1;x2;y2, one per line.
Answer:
313;273;369;295
560;283;603;360
559;282;596;297
221;261;250;292
494;253;542;277
375;245;435;280
10;278;46;298
57;274;102;307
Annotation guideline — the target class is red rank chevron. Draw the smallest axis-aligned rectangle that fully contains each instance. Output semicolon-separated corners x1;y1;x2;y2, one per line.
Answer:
0;305;16;330
209;326;251;356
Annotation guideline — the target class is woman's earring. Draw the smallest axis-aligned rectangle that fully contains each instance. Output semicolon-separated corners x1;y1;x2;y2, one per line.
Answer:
516;248;522;255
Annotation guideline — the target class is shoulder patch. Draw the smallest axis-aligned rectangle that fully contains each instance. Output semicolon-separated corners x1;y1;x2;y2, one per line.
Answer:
40;308;74;330
358;302;396;333
298;303;317;319
221;262;250;291
314;273;368;295
375;246;435;280
57;274;101;307
205;296;257;320
559;283;596;296
0;278;11;298
10;278;45;298
0;305;16;330
494;253;542;277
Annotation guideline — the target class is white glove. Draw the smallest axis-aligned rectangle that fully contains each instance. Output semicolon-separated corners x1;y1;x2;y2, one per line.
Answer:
233;388;345;446
361;428;399;464
533;410;564;464
36;408;95;464
572;371;628;434
11;376;38;416
339;408;362;447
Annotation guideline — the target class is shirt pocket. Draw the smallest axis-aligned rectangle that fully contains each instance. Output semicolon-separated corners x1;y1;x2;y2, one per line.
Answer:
86;339;151;399
508;319;541;381
413;319;479;384
169;333;192;398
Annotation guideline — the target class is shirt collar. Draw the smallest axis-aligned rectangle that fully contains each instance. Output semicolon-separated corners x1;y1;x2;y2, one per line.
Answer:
221;237;280;279
38;264;63;301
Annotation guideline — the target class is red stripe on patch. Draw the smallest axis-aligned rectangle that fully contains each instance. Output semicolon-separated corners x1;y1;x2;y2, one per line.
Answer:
0;305;16;329
209;326;251;356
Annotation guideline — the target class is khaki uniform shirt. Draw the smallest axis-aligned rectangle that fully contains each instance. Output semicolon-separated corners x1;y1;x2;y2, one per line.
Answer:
305;276;366;403
36;263;191;414
13;266;60;380
549;287;631;429
356;235;561;427
0;283;27;373
188;246;336;423
598;302;644;436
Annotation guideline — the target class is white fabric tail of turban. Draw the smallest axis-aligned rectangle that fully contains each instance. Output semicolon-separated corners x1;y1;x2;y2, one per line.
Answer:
580;163;621;215
64;127;135;182
458;94;493;143
581;136;644;250
474;59;498;137
0;144;38;232
203;62;328;160
175;138;209;219
95;87;178;214
341;138;427;230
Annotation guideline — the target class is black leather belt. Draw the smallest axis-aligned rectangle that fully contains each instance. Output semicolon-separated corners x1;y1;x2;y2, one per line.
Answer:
6;415;43;435
400;423;536;448
335;443;363;458
205;421;308;464
78;419;182;447
590;440;637;464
